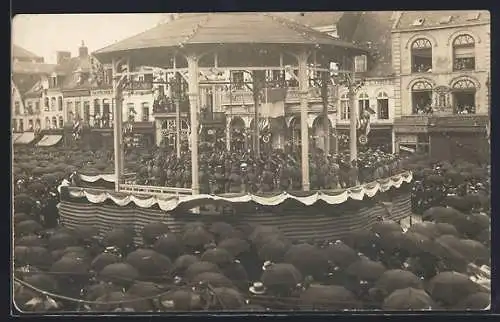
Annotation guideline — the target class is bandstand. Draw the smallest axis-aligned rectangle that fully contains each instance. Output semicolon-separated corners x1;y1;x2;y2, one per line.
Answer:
93;12;366;194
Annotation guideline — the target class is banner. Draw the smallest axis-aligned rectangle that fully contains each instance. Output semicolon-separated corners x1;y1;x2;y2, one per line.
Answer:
261;87;286;118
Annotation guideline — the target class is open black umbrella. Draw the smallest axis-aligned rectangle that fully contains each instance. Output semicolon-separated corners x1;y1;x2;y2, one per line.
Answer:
141;222;171;245
299;285;360;311
48;232;79;251
208;287;245;310
382;287;434;310
344;230;381;259
398;232;434;256
125;281;166;312
99;263;139;287
457;239;489;265
91;252;122;273
172;255;199;276
23;273;59;294
261;263;303;290
16;220;43;237
218;238;250;257
153;233;184;260
453;292;490;310
249;226;284;245
221;261;249;290
407;222;440;239
435;223;460;237
82;282;123;301
183;221;206;232
15;246;53;269
258;239;290;262
345;257;386;282
185;261;221;280
322;240;360;269
369;269;423;300
191;272;235;288
102;228;135;250
72;225;100;242
125;249;172;280
475;228;490;247
15;235;44;247
92;291;128;312
422;206;461;223
427;271;480;307
283;244;329;280
182;227;214;251
159;288;202;311
201;247;235;268
209;222;236;241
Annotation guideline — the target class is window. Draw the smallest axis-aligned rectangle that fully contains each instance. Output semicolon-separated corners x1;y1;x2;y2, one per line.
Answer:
19;119;24;132
377;92;389;119
35;119;41;130
340;93;350;120
411;81;433;114
58;97;63;111
27;102;33;115
59;116;64;128
35;102;40;114
28;119;34;130
75;101;81;120
411;38;433;73
452;78;476;114
355;55;367;73
94;99;101;116
12;119;17;132
127;103;136;122
142;102;150;122
52;117;57;128
15;101;20;115
45;117;50;129
83;101;90;123
358;92;370;115
231;71;245;90
44;98;49;111
453;34;475;71
51;97;56;111
51;76;57;88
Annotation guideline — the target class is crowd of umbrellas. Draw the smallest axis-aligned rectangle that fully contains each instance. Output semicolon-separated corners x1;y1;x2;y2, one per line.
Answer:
14;201;490;312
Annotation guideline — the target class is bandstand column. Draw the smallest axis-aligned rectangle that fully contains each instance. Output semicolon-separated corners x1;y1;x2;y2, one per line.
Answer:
186;54;200;195
175;98;181;158
298;50;310;191
112;61;124;192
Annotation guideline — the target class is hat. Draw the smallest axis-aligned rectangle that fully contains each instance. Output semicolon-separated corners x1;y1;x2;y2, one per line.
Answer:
249;282;267;295
262;261;273;271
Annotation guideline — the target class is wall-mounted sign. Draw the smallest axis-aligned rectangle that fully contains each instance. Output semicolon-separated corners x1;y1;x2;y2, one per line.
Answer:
91;89;113;96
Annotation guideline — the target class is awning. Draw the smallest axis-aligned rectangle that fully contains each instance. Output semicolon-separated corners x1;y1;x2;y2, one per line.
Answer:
36;135;62;147
14;132;36;144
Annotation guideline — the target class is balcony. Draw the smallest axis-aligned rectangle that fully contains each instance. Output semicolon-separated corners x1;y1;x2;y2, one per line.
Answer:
152;98;190;117
201;112;225;126
124;81;153;92
220;85;336;106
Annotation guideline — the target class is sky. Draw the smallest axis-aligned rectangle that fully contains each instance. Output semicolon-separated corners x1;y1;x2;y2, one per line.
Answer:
12;14;167;63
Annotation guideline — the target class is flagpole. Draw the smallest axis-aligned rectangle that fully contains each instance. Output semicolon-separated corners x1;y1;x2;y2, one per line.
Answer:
349;60;358;164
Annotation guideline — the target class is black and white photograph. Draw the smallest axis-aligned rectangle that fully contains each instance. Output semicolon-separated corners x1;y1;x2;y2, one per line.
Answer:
11;11;491;312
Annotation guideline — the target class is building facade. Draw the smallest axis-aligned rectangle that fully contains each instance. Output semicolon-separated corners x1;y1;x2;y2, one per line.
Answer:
391;10;490;160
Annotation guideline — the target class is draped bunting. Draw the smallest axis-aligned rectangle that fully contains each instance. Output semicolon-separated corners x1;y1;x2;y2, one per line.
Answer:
79;173;116;183
62;171;413;212
58;190;412;244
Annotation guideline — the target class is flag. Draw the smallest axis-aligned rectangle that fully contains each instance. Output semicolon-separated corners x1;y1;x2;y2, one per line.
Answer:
258;118;270;132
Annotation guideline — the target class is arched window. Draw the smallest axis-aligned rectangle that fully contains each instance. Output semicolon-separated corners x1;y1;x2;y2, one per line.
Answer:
35;118;41;130
451;78;476;114
12;119;17;132
453;34;475;71
358;92;369;115
93;99;101;116
58;97;63;111
44;97;49;111
28;119;34;131
50;97;56;111
411;81;433;114
83;101;90;124
340;93;349;120
45;117;50;129
377;92;389;119
52;116;57;128
58;116;64;128
127;103;136;122
411;38;433;73
19;119;24;132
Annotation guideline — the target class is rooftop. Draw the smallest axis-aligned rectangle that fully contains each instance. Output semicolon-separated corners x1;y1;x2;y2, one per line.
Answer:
12;44;43;61
395;10;490;30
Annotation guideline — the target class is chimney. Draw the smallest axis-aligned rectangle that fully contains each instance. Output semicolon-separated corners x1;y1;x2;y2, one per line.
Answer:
56;51;71;65
79;40;89;58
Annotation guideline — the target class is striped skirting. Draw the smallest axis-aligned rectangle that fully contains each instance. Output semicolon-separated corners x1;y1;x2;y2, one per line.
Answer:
58;190;412;244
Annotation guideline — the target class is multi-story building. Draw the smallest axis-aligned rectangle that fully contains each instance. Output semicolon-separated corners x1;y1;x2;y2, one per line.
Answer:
335;11;398;153
391;10;490;161
11;45;55;141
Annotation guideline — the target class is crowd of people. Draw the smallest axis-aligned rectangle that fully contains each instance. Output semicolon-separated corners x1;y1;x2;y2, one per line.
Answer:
133;144;403;194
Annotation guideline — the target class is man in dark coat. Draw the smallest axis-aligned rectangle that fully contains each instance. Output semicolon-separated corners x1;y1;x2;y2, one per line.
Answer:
260;164;275;193
228;165;243;193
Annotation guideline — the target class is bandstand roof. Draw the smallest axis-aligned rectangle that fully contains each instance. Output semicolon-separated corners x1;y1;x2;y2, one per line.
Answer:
94;12;365;63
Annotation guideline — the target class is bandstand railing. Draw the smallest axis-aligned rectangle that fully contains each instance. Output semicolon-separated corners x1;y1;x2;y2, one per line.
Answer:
118;184;193;196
